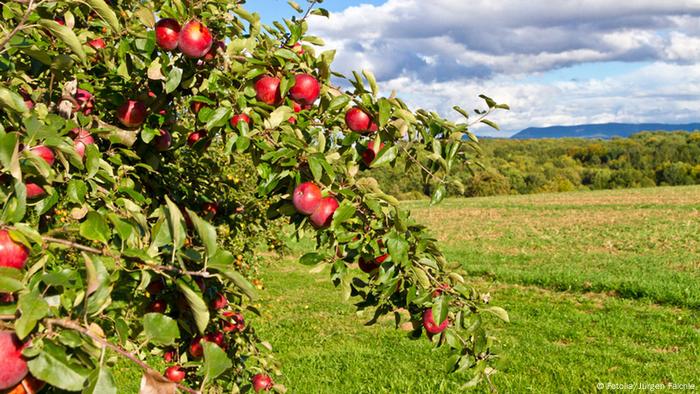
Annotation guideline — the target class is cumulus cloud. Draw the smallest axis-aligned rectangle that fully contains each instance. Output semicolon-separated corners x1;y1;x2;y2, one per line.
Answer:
310;0;700;78
308;0;700;134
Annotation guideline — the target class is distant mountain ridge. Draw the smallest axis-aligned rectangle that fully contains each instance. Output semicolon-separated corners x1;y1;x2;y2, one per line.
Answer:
511;122;700;139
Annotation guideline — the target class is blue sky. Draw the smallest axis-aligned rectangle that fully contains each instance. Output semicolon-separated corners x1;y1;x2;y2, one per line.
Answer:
246;1;700;136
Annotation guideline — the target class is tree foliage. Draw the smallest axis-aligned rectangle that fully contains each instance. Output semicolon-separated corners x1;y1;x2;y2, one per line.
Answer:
0;0;508;392
372;131;700;199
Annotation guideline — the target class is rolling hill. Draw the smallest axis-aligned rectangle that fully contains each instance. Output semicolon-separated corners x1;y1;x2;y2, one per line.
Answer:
511;122;700;139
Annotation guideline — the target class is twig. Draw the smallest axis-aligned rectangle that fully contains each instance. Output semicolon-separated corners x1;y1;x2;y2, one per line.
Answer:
0;0;44;52
43;236;105;255
45;318;200;394
0;314;16;321
400;145;447;184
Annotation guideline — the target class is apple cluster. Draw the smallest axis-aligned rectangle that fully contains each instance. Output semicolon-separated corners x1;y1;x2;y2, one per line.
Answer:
292;182;339;228
0;232;30;389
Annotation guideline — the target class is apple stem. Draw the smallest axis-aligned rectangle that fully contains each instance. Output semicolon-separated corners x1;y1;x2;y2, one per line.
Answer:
45;318;201;394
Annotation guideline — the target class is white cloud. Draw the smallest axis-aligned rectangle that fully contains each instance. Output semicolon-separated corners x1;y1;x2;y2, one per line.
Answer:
308;0;700;133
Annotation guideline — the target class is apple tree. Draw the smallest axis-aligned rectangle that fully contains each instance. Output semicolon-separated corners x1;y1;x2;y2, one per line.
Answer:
0;0;509;392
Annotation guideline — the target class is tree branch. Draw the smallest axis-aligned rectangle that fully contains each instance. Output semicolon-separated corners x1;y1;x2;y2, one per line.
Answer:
45;318;201;394
43;236;105;255
0;0;44;53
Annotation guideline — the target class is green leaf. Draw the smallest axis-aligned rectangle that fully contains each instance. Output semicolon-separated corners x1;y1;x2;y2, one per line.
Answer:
185;209;217;258
264;106;293;129
480;119;500;130
27;342;89;391
0;267;23;292
165;67;183;94
362;70;379;97
331;201;356;227
479;94;497;108
205;107;231;131
308;155;323;182
0;132;20;179
142;313;180;346
0;87;29;114
38;19;86;63
176;278;209;334
202;342;232;385
66;180;88;204
387;232;409;266
274;48;298;61
299;252;325;266
327;95;350;112
164;196;185;250
15;289;49;339
84;254;112;315
84;366;117;394
371;145;397;167
85;0;121;32
431;297;449;328
378;98;391;127
483;306;510;323
430;185;446;206
208;263;257;300
80;211;111;245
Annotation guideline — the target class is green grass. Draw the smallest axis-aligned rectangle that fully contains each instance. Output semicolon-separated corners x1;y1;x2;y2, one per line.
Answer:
113;186;700;392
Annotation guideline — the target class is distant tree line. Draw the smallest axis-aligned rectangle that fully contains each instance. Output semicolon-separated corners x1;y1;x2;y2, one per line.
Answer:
370;131;700;199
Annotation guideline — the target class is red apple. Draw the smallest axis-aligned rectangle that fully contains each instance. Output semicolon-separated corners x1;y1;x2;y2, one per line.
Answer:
0;230;29;270
190;101;207;114
155;19;181;51
211;293;228;310
54;17;65;26
74;89;95;115
361;140;384;167
0;332;28;390
292;182;322;215
163;349;176;363
432;283;451;298
25;183;45;199
146;299;167;314
309;196;339;228
187;130;208;147
255;76;282;106
203;202;218;217
422;309;448;336
71;128;95;159
230;114;251;128
188;337;203;358
205;331;225;347
0;293;14;304
164;366;185;383
18;89;34;111
88;38;105;50
116;100;147;128
292;101;302;113
345;107;373;133
147;279;165;295
251;374;273;392
358;253;388;274
289;74;320;107
203;40;225;62
178;20;212;58
30;145;55;166
154;130;171;151
292;42;304;54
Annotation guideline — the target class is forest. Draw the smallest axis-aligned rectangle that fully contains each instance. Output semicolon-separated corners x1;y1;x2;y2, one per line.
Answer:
370;131;700;199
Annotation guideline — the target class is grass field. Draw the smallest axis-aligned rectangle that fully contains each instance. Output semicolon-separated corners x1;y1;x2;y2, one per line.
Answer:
114;186;700;392
252;186;700;393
